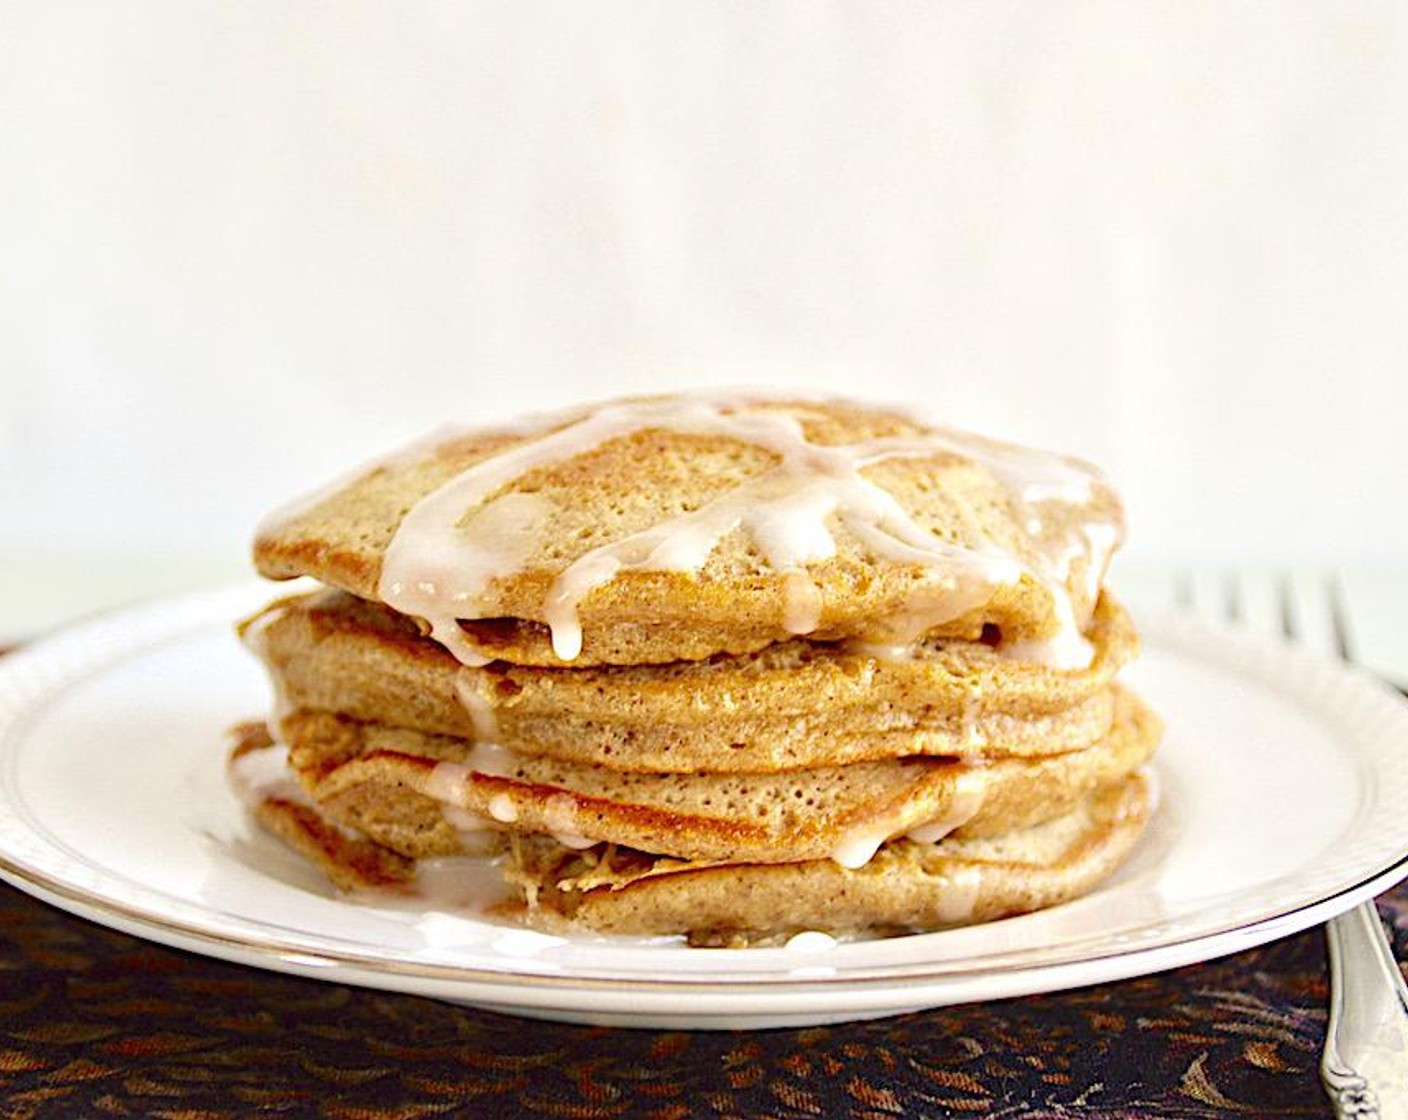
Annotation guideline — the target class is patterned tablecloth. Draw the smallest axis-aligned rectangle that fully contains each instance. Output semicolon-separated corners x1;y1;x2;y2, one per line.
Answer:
1;872;1404;1117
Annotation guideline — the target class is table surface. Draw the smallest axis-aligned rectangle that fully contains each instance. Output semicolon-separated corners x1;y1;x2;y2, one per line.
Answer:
2;882;1401;1118
1;569;1405;1118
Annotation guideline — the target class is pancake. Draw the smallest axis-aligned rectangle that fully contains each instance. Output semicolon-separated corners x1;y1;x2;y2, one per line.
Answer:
254;395;1124;668
508;774;1151;945
243;586;1137;771
228;721;418;892
230;719;1151;945
255;685;1158;865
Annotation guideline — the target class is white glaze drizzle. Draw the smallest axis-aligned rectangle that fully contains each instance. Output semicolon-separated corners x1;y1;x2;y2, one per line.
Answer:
842;639;917;663
933;865;983;925
905;769;989;844
463;740;519;777
829;824;895;871
828;765;990;868
375;394;1120;667
424;760;472;806
487;793;519;823
550;832;598;851
1001;591;1094;670
228;741;308;808
239;606;295;720
454;673;502;743
781;569;825;635
394;855;519;915
1079;521;1123;606
424;744;520;813
440;803;493;834
424;762;594;849
543;793;596;850
960;696;989;750
784;929;838;953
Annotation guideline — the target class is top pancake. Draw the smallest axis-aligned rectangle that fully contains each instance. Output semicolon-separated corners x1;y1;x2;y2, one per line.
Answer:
254;394;1125;667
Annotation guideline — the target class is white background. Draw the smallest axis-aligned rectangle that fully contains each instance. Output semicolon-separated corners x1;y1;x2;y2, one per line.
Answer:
2;2;1405;634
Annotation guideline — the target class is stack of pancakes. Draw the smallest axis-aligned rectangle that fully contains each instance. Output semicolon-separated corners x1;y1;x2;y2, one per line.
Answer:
234;394;1159;945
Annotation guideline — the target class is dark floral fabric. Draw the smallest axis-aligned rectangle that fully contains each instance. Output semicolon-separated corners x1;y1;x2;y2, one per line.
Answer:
0;879;1402;1119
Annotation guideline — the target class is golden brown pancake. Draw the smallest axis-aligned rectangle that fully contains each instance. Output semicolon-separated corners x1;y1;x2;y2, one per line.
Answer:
253;395;1124;667
506;774;1153;945
228;722;417;892
231;721;1151;945
259;685;1158;865
243;586;1137;771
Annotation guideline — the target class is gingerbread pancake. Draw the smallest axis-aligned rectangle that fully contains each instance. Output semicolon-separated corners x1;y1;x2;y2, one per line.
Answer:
253;394;1124;668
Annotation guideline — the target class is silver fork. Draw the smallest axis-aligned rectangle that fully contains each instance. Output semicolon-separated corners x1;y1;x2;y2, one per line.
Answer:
1181;569;1408;1118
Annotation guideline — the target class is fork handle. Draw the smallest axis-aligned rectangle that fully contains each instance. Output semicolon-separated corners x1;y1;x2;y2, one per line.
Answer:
1322;900;1408;1119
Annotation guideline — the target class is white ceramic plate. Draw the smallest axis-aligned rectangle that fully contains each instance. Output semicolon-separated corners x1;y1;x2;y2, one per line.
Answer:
1;584;1406;1030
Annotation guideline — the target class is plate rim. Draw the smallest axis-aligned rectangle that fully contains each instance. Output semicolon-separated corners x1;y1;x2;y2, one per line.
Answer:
3;827;1406;1005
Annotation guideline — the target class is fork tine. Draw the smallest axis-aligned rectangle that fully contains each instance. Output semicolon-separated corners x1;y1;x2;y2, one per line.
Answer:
1279;573;1298;641
1187;569;1229;625
1224;570;1243;626
1280;569;1340;659
1334;572;1408;689
1326;577;1354;663
1229;567;1282;639
1173;570;1194;611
